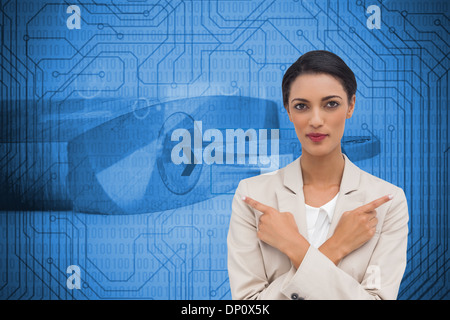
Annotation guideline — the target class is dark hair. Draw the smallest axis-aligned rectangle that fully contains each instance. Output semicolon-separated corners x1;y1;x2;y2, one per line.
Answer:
282;50;357;109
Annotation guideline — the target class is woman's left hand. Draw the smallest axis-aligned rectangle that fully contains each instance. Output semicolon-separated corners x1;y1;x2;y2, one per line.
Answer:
242;196;309;267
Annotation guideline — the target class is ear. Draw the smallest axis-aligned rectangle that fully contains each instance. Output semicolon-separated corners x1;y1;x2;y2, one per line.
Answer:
346;94;356;119
285;105;293;122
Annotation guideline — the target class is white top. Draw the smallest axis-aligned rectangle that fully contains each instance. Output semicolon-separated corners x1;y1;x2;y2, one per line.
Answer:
305;193;339;248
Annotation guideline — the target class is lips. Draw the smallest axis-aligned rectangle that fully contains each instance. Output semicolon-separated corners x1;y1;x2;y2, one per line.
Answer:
307;133;327;137
307;133;328;142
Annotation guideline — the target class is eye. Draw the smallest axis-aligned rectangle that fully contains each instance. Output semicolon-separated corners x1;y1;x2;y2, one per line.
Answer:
326;101;340;108
293;103;307;110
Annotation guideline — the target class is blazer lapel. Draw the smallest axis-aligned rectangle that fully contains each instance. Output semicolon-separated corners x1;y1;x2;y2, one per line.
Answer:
275;153;365;242
275;156;308;239
327;153;365;238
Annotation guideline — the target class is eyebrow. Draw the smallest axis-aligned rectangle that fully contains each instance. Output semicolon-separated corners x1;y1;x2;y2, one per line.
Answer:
291;95;343;104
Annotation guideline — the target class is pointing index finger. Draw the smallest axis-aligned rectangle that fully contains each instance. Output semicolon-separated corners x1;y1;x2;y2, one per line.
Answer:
242;196;276;214
361;194;394;212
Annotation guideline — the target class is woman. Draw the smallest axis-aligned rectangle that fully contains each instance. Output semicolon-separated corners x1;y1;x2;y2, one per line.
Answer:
227;50;409;300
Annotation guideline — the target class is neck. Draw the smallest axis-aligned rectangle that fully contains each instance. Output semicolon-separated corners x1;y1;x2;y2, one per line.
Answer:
300;147;345;188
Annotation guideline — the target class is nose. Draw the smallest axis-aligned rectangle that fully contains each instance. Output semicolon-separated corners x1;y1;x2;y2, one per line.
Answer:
309;106;324;127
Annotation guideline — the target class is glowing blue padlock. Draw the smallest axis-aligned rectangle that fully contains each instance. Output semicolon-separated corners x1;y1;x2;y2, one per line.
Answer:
67;95;279;214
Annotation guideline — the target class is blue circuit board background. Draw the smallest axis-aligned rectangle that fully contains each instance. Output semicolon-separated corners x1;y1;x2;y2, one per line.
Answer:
0;0;448;299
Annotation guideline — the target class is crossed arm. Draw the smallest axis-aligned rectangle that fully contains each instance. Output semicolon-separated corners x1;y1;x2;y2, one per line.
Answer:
242;193;391;269
227;181;409;300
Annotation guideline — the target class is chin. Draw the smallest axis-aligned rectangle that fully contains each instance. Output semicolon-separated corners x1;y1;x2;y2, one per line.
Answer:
303;149;331;157
301;142;340;158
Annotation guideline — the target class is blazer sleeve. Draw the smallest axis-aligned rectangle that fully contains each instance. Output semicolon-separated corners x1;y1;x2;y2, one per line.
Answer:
280;186;409;300
227;179;296;300
228;179;409;300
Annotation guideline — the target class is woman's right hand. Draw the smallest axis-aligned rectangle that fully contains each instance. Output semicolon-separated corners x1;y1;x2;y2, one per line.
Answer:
319;194;393;265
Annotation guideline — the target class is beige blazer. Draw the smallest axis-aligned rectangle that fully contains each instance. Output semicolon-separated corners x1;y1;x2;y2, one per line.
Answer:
227;153;409;300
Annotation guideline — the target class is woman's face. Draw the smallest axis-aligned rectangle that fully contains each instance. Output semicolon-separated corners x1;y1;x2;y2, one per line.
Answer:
286;73;355;157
